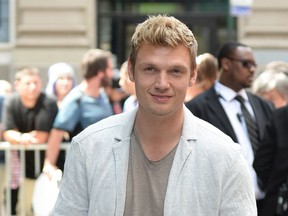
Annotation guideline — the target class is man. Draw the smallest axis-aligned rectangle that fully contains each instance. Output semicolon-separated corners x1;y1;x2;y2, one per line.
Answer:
44;48;114;173
253;105;288;216
52;15;256;215
2;67;58;215
186;41;274;208
185;52;218;102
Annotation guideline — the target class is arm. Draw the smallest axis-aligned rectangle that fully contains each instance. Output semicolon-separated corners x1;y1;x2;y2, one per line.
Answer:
51;139;89;215
220;149;257;216
44;128;66;168
3;130;49;145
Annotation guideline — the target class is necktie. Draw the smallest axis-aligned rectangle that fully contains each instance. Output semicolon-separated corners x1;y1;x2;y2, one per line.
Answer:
235;95;259;153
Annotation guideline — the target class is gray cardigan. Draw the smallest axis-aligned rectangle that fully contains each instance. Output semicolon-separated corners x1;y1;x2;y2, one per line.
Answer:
52;107;257;216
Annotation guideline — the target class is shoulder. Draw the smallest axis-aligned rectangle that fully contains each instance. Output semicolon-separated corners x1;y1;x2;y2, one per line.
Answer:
247;91;274;109
63;87;83;103
73;110;136;143
185;87;214;106
196;116;237;149
184;108;240;154
3;93;20;108
270;105;288;125
39;93;58;108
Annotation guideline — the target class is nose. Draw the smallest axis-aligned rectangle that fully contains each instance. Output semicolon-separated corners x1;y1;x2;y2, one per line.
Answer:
29;82;37;90
154;72;170;90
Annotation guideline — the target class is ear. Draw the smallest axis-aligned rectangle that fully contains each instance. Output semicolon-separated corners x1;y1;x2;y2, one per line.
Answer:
188;67;197;87
128;59;135;82
221;58;230;71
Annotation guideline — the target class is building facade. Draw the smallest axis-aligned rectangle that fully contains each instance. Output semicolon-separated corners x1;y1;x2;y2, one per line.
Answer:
0;0;287;83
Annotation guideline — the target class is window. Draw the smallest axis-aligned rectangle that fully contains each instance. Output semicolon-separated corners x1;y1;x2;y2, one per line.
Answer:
0;0;9;42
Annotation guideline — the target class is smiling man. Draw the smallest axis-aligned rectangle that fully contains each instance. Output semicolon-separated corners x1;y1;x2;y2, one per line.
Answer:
52;16;256;215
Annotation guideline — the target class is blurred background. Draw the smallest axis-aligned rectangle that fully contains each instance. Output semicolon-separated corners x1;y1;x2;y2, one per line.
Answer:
0;0;287;84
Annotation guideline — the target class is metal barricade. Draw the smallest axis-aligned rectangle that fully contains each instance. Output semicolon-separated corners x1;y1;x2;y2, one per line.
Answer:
0;142;70;216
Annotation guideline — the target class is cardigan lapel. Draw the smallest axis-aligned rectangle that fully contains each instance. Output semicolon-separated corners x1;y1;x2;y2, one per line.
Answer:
113;137;130;216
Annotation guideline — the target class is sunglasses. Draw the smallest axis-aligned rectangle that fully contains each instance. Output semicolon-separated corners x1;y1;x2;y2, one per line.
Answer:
226;57;257;69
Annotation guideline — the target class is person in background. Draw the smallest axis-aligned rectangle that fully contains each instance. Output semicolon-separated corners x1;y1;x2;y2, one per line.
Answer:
0;80;13;96
119;60;138;112
52;15;256;215
253;105;288;216
185;41;274;211
43;48;114;173
105;70;128;114
1;67;58;215
264;60;288;73
45;62;77;107
252;69;288;108
185;52;218;102
0;79;13;214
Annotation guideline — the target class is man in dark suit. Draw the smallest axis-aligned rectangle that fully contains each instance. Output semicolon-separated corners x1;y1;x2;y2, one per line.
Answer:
185;41;274;210
253;105;288;216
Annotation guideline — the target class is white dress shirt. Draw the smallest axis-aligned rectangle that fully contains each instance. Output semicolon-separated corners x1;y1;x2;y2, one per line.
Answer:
215;81;265;199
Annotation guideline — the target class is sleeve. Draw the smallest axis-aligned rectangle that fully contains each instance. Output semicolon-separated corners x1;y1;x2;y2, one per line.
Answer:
220;148;257;216
53;97;81;132
51;139;89;215
1;96;17;131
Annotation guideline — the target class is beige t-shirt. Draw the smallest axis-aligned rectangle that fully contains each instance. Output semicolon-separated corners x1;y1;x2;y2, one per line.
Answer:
124;130;177;216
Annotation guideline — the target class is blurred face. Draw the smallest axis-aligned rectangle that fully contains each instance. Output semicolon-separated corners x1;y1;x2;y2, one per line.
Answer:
119;69;135;95
55;75;74;98
128;43;196;117
101;58;114;87
16;74;42;102
223;46;257;92
260;88;288;108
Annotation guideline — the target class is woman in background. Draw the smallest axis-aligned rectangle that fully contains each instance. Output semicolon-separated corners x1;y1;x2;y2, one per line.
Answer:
45;62;77;107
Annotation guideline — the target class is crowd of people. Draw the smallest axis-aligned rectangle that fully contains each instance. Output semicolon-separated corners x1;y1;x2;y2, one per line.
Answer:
0;14;287;216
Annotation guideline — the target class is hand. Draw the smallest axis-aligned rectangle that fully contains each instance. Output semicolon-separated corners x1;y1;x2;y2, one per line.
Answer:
18;133;37;146
42;161;59;180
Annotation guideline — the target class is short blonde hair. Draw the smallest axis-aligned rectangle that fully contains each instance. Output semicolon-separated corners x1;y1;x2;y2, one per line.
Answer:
130;15;198;70
15;67;40;81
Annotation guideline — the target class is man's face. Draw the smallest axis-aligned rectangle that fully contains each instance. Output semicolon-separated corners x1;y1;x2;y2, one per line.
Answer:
101;58;114;87
128;43;196;117
224;46;257;92
16;74;42;102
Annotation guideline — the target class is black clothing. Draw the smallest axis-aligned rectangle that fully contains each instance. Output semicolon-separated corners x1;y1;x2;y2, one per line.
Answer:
253;106;288;216
2;92;58;178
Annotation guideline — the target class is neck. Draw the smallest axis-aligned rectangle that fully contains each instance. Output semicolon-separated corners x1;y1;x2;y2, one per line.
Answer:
79;78;101;97
21;97;37;108
134;107;184;161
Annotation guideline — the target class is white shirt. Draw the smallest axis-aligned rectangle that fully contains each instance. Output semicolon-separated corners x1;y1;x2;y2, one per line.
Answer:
215;81;265;199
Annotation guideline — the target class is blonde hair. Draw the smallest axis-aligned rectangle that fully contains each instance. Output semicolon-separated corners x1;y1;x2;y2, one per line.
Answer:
15;67;40;81
196;53;218;82
130;15;198;69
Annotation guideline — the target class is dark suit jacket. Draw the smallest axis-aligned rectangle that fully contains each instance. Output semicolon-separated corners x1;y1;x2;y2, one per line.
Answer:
185;86;274;151
253;106;288;216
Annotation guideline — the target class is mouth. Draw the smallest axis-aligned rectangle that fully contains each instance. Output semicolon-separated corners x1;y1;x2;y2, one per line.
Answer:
151;93;172;103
